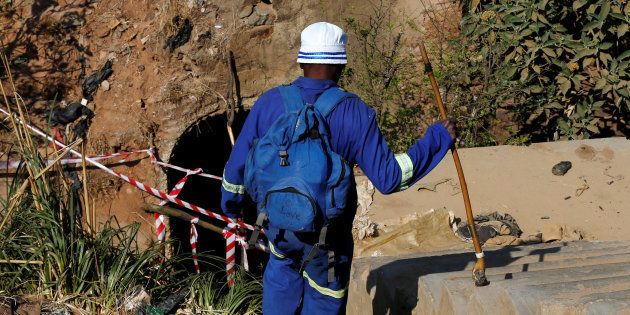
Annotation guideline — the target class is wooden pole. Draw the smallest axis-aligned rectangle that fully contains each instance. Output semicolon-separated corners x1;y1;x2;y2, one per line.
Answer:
143;204;224;234
418;43;488;286
81;142;92;234
142;204;269;253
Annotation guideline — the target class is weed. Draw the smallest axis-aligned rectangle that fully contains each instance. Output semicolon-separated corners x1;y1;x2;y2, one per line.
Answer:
0;56;261;314
343;1;436;152
452;0;630;141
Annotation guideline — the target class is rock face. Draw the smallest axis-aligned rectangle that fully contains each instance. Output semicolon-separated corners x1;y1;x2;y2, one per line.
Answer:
347;240;630;314
0;0;457;244
0;0;356;244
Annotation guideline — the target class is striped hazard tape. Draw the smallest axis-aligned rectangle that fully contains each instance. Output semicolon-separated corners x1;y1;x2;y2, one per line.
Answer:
154;168;201;242
0;107;257;230
222;224;250;287
190;216;201;274
0;108;265;284
0;149;152;169
223;227;237;286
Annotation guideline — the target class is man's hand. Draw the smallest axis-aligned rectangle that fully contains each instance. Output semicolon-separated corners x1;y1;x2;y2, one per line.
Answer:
439;118;458;141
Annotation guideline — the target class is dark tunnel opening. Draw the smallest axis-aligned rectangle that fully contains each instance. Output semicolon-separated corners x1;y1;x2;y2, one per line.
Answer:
166;111;267;275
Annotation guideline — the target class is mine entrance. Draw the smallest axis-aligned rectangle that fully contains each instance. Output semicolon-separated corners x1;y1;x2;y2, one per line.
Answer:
167;112;266;274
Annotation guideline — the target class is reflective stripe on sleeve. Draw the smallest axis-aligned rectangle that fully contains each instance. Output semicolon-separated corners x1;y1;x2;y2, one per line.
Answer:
303;271;347;299
268;242;286;259
222;178;246;195
395;153;413;190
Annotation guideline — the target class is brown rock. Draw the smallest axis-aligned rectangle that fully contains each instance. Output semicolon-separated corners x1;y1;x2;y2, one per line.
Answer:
15;299;41;315
0;301;12;315
239;5;254;18
97;28;111;38
542;224;563;242
100;80;110;91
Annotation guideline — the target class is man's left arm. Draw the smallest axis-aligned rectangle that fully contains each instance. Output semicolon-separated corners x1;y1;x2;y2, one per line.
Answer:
220;99;266;218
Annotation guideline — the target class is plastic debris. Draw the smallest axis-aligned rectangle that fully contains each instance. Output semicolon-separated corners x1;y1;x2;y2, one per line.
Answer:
82;60;113;99
49;102;94;126
123;286;151;313
165;16;192;52
141;288;190;315
451;211;523;245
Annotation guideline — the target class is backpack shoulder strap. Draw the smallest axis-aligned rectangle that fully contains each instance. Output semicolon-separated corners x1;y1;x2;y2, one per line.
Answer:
277;84;304;113
314;87;351;118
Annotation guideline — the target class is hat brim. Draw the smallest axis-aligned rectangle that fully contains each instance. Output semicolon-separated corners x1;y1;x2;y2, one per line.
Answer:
297;58;347;65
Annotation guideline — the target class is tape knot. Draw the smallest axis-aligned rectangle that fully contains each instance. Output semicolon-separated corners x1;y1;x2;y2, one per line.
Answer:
187;167;203;176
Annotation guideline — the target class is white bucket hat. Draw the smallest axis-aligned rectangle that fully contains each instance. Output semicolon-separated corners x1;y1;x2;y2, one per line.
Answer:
297;22;347;65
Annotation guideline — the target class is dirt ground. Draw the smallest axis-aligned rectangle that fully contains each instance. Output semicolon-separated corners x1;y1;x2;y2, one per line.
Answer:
357;137;629;257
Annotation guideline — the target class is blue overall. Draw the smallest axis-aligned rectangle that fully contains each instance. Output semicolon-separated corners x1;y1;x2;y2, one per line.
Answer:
221;76;453;314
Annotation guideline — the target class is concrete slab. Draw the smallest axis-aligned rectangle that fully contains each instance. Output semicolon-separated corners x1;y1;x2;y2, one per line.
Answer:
347;240;630;314
366;138;630;242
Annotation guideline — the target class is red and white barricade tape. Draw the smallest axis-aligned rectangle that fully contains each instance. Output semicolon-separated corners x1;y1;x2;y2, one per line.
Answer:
155;168;201;242
190;216;201;274
0;108;267;284
0;149;152;169
0;107;254;231
222;224;250;287
223;227;237;287
1;147;223;183
154;214;167;243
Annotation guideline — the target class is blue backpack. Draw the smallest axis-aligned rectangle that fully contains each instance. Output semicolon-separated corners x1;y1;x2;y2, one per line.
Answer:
245;84;352;231
244;84;352;274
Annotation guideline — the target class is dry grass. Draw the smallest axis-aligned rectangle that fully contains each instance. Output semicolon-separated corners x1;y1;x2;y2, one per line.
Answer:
0;55;261;314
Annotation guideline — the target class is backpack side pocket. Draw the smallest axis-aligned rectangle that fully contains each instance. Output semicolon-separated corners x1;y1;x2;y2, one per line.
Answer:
326;154;352;221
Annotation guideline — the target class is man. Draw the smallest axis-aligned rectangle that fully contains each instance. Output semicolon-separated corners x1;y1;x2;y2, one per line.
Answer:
221;22;456;314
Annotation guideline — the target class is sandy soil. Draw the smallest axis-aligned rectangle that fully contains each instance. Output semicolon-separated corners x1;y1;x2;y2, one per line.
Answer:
365;138;630;247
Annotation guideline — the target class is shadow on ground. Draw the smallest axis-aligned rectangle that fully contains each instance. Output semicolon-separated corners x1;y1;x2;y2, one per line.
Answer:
364;244;564;314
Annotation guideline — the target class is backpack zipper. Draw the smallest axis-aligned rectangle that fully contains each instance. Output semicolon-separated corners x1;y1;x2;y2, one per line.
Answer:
330;156;346;208
263;187;318;212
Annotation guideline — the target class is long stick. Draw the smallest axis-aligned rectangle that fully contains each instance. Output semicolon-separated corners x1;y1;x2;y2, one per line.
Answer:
81;142;92;234
418;43;489;286
143;204;269;253
143;204;224;234
0;259;43;265
226;51;238;147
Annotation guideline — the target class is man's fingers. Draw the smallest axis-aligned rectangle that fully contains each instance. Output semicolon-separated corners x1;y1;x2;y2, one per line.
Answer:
439;118;458;140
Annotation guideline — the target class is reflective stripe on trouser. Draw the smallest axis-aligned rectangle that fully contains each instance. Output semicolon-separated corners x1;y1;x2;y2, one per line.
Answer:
263;228;352;315
268;242;286;259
